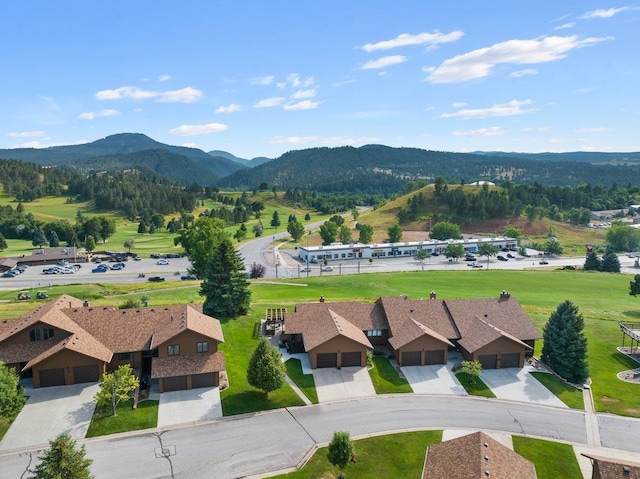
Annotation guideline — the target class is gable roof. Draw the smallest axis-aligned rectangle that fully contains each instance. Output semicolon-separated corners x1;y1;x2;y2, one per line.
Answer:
151;351;226;379
455;316;533;353
151;306;224;349
423;431;536;479
0;294;85;342
286;305;371;351
380;296;460;340
24;330;113;370
581;453;640;479
388;317;454;350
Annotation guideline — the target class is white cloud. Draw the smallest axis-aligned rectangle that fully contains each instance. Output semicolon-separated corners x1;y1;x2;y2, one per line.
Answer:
453;126;505;137
452;102;468;108
441;99;537;118
7;130;46;138
95;85;202;103
509;69;538;78
169;122;228;136
283;100;320;111
158;74;171;81
555;22;575;30
582;7;629;19
548;137;566;144
95;86;159;100
216;103;242;114
181;142;198;148
288;74;301;88
361;55;407;70
78;109;120;120
290;89;316;99
251;75;274;85
156;86;202;103
270;135;319;145
426;35;611;84
362;31;464;52
254;97;285;108
575;126;614;133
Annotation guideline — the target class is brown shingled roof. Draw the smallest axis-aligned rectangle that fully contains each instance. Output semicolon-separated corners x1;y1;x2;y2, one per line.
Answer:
388;317;454;350
380;296;460;340
0;338;66;364
24;330;113;370
423;431;536;479
456;316;532;354
151;306;224;349
581;453;640;479
151;351;225;379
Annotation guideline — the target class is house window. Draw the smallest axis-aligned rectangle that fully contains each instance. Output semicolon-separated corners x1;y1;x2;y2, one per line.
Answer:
117;352;131;361
43;328;54;340
197;341;209;353
29;328;41;341
167;344;180;356
366;330;382;337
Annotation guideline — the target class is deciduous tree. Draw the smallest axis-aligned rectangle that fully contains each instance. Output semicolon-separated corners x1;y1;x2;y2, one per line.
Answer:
287;220;305;242
338;225;352;244
358;224;373;244
387;223;403;243
174;217;227;279
429;221;461;240
94;364;139;417
0;360;26;418
452;360;483;384
327;431;354;478
445;243;465;261
319;221;338;245
247;338;286;396
541;301;589;384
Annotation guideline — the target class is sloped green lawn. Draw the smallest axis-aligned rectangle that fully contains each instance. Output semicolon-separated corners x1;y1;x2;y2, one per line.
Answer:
368;356;412;394
285;358;318;404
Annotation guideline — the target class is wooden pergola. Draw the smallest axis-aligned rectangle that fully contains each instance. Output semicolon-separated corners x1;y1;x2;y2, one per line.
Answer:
620;322;640;353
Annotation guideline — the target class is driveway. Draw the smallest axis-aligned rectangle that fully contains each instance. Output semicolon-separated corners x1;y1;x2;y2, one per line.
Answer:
402;363;468;396
312;367;376;403
0;382;99;451
157;387;222;427
480;367;568;408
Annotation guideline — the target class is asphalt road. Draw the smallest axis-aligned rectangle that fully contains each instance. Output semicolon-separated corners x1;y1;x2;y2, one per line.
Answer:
1;395;638;478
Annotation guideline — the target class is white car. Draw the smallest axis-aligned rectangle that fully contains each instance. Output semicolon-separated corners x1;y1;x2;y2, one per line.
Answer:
157;259;170;265
321;265;333;272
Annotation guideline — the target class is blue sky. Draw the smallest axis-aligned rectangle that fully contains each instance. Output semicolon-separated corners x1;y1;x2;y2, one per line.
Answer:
1;1;638;159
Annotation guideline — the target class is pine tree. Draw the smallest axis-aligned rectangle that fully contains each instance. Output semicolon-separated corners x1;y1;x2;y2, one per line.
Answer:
246;338;286;396
583;252;602;271
602;253;621;273
201;238;251;317
31;433;93;479
541;301;589;384
270;211;281;229
32;227;48;247
0;232;7;251
48;230;60;248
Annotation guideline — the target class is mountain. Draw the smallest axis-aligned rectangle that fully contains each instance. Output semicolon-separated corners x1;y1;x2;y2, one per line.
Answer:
217;144;640;194
0;133;245;184
473;151;640;163
208;150;271;168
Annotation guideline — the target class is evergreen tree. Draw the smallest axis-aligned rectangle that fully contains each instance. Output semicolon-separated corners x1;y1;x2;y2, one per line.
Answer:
84;235;96;253
327;431;354;478
602;253;621;273
200;237;251;317
541;301;589;384
32;227;48;247
270;211;281;229
630;274;640;297
246;338;286;396
48;230;60;248
31;433;93;479
0;232;7;251
583;252;602;271
137;220;147;234
304;213;311;221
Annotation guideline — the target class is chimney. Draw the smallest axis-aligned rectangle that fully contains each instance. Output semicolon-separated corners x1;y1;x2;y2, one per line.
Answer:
430;291;437;300
83;300;90;307
319;296;325;303
500;290;510;299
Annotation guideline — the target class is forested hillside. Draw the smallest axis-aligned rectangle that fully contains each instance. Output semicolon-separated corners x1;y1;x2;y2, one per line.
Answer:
217;144;640;194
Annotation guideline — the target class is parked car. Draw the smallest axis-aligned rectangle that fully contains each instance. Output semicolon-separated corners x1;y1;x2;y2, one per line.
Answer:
539;259;549;265
468;262;483;268
300;267;311;273
92;265;109;273
321;265;333;272
148;276;165;282
133;256;142;261
157;259;170;265
497;255;508;261
150;253;162;259
507;253;516;259
43;268;58;274
180;274;197;280
110;263;125;270
464;254;477;261
2;270;17;277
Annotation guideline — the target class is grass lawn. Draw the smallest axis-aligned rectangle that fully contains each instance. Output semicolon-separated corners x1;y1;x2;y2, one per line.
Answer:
455;372;496;398
531;372;584;409
285;358;318;404
85;399;158;437
513;436;582;479
219;308;305;415
273;430;442;478
0;416;12;442
368;356;412;394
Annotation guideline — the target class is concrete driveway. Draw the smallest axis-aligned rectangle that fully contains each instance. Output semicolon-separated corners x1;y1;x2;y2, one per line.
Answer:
480;367;568;408
157;387;222;427
402;363;468;396
312;367;375;403
0;382;99;451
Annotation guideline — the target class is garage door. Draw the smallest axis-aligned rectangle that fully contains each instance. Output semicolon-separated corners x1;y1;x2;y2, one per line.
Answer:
500;353;520;368
341;352;362;367
424;349;445;365
478;354;498;369
73;365;100;384
401;351;421;366
316;353;338;368
191;372;218;389
163;375;188;392
39;368;65;387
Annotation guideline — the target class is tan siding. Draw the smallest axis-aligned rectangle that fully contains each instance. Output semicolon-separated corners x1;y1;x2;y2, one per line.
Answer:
310;336;368;368
474;337;526;368
2;322;71;345
156;330;219;358
31;349;106;387
398;337;449;366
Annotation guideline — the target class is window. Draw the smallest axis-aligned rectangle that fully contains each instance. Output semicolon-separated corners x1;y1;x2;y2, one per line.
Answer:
197;341;209;353
167;344;180;356
117;352;131;361
43;328;54;340
29;328;41;341
366;330;382;337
